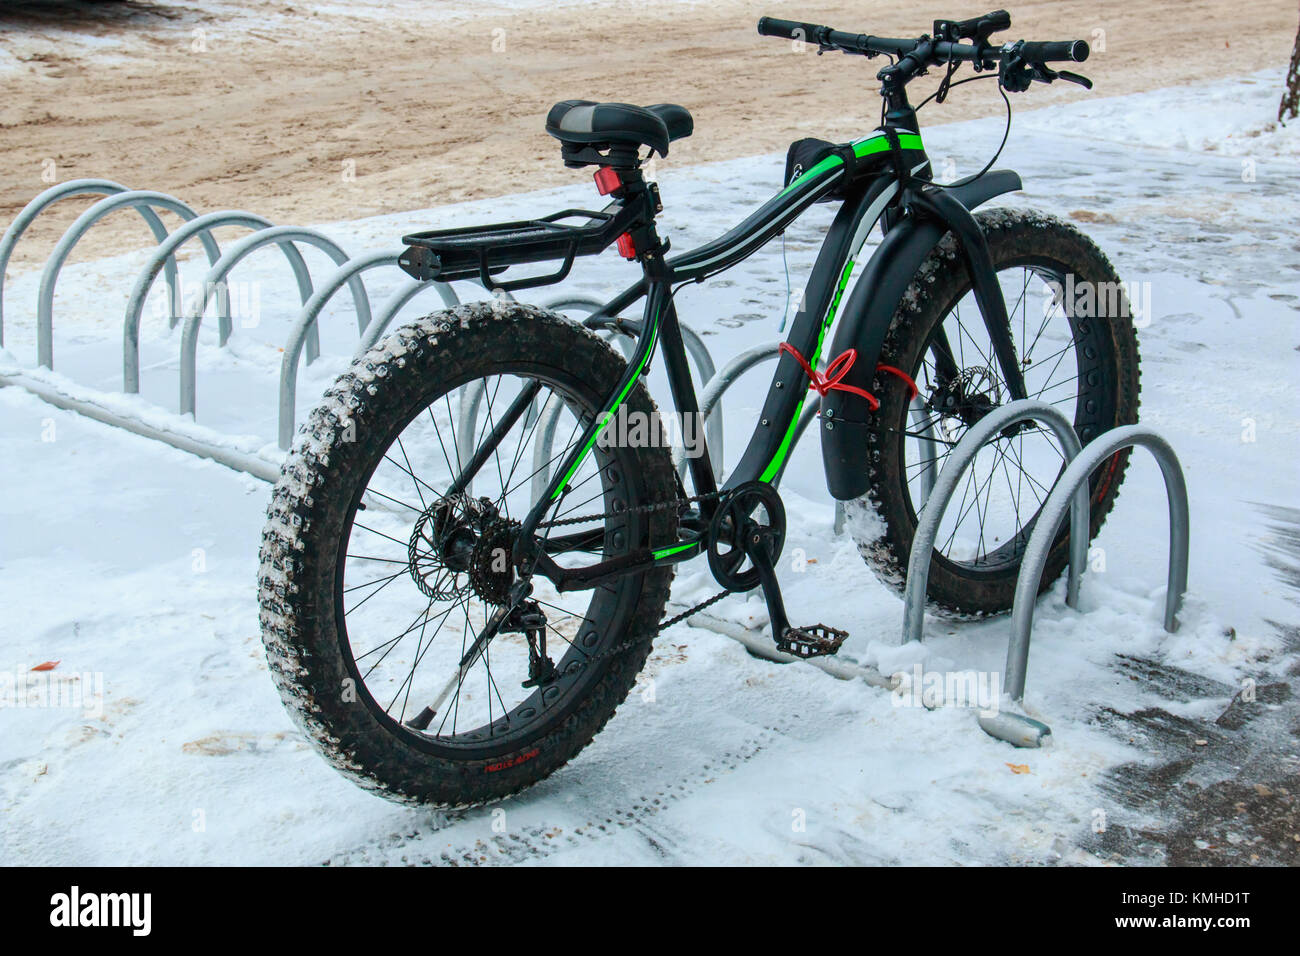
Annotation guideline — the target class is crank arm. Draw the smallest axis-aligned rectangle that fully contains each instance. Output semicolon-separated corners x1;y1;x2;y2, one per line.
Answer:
743;528;791;639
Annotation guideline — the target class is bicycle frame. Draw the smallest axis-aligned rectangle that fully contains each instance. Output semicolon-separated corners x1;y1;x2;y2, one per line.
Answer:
451;124;1025;595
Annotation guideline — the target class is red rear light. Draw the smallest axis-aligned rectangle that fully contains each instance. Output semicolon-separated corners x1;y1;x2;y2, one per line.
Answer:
593;166;621;196
616;232;637;259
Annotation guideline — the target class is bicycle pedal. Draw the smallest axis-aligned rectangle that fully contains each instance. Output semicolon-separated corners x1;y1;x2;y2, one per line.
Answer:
777;623;848;659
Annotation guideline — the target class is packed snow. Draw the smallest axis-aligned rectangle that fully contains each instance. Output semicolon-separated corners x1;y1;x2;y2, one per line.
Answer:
1;71;1297;864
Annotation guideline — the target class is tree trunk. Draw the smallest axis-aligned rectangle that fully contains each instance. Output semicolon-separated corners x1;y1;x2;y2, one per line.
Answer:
1282;13;1300;123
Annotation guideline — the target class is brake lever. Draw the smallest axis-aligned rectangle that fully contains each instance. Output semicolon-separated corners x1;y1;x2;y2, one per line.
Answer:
1033;64;1093;88
1001;53;1093;92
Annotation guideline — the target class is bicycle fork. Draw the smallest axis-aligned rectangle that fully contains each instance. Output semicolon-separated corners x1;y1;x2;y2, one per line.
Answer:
905;185;1029;401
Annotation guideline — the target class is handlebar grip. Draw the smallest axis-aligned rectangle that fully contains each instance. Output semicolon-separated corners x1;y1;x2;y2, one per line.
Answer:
1019;39;1090;63
757;17;826;42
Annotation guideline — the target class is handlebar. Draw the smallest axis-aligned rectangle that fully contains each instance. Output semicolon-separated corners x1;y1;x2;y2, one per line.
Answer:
756;12;1089;77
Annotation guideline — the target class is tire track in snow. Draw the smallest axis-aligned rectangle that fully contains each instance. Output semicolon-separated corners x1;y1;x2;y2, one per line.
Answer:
320;725;781;865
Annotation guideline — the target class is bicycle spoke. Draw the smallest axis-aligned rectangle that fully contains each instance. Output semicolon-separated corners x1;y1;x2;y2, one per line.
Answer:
330;363;639;747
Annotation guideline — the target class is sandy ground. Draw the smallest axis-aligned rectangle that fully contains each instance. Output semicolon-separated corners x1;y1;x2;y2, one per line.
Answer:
0;0;1295;270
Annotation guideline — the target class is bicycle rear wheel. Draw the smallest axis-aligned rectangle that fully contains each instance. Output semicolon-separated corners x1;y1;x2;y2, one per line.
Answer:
259;302;678;806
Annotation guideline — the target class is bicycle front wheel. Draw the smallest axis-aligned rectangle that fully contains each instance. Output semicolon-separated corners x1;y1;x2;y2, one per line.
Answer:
850;209;1141;615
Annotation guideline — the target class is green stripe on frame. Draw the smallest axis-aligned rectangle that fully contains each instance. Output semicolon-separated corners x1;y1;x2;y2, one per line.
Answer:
551;307;661;500
776;131;925;199
758;256;857;484
652;541;697;560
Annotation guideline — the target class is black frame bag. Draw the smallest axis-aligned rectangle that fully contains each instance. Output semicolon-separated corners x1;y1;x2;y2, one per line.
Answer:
783;138;859;202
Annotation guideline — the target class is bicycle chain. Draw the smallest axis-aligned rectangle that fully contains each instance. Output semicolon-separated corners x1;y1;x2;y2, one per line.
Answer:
534;489;724;531
532;489;734;676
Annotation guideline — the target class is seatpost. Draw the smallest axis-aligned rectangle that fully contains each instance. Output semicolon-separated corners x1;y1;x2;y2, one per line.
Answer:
593;163;667;262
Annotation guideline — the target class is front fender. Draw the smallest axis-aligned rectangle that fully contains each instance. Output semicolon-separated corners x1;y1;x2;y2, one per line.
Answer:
820;169;1022;500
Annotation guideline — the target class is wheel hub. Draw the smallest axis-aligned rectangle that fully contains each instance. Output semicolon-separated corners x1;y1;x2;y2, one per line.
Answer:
407;496;496;601
930;367;1009;430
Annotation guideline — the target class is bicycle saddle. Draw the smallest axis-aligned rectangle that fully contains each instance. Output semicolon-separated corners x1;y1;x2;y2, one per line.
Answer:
545;100;693;158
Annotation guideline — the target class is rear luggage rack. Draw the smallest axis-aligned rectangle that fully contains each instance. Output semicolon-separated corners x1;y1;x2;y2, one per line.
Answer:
399;205;636;293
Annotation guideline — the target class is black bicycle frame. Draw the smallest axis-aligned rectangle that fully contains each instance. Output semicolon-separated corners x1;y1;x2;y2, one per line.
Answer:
454;124;1025;594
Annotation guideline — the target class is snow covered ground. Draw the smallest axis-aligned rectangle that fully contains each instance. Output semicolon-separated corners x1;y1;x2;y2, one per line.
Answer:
1;71;1297;865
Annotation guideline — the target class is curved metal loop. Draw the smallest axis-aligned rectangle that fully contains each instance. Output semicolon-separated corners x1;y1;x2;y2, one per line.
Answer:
546;296;636;360
546;295;632;360
909;395;940;507
457;381;488;495
35;190;206;369
593;312;718;387
541;294;607;315
121;211;321;393
1007;424;1189;701
279;250;417;449
1;180;164;349
902;399;1089;647
179;226;371;418
355;276;460;355
694;342;785;484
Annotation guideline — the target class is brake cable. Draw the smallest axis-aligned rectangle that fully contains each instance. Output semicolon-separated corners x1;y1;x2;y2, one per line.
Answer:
917;74;1013;190
914;70;999;110
933;41;960;104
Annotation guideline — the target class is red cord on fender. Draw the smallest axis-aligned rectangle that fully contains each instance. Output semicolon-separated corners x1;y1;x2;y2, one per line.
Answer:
778;343;919;412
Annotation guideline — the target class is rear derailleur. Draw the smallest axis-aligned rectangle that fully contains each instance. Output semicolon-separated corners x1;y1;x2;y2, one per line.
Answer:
500;599;558;688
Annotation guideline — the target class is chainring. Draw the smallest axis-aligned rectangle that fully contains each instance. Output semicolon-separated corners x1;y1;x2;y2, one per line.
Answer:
706;481;786;592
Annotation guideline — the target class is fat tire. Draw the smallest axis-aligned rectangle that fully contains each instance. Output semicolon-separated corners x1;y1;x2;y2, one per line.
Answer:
258;302;678;807
851;209;1141;615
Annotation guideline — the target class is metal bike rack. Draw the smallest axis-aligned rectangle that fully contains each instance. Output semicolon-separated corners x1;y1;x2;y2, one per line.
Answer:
897;402;1190;749
178;225;374;419
902;400;1089;644
278;250;456;450
0;179;180;350
1;182;459;478
355;275;461;354
1007;424;1189;700
37;191;215;370
123;210;322;394
899;399;1088;748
